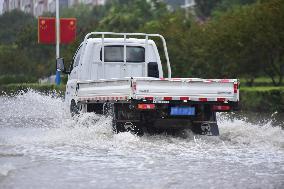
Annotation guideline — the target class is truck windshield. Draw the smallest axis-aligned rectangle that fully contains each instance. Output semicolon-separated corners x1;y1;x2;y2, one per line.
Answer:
101;46;145;63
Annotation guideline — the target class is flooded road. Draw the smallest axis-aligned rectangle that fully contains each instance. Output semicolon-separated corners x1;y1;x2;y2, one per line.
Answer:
0;91;283;189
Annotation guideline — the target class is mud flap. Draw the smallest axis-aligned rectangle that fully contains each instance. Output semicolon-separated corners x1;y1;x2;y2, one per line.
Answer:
200;122;219;136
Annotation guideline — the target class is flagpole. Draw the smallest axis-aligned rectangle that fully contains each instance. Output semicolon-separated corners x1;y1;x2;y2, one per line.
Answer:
55;0;61;85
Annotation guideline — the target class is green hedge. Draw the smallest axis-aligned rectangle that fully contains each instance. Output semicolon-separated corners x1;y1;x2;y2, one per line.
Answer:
0;83;65;95
240;87;284;112
0;75;37;85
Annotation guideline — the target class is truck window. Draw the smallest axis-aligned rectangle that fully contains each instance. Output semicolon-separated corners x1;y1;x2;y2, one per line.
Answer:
127;46;145;62
101;46;145;63
73;45;82;67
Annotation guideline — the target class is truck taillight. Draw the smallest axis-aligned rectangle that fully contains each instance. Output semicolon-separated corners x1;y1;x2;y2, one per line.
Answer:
213;105;230;111
138;104;155;110
145;97;154;101
234;83;238;93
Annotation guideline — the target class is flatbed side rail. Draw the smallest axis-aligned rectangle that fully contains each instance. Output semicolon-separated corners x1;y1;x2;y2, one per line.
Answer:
76;78;239;104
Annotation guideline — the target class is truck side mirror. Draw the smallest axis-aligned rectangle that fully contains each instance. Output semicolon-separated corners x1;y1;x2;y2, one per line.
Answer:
56;58;70;74
56;58;65;71
148;62;159;78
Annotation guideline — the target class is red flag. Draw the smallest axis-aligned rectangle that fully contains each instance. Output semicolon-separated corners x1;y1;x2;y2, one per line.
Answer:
38;17;56;44
60;18;76;44
38;17;76;44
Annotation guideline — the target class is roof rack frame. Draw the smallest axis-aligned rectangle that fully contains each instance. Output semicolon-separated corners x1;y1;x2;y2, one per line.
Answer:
82;32;172;79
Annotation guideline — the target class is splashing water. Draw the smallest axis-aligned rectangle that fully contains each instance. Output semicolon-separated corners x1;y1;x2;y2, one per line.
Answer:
0;91;283;189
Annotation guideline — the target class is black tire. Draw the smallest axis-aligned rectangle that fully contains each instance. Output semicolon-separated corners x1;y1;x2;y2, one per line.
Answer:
70;100;80;117
111;104;144;136
110;103;123;133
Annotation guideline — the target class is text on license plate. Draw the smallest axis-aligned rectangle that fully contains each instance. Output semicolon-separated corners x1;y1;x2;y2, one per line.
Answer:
170;107;195;116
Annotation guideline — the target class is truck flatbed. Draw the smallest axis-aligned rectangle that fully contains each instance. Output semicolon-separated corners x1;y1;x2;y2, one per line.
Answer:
76;77;239;103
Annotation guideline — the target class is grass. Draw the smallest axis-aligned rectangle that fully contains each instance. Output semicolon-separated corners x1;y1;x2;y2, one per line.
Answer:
240;77;283;86
240;86;284;92
240;77;273;83
240;86;284;112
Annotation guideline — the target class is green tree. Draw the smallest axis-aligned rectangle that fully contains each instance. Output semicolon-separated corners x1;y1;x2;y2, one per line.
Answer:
99;0;168;32
142;12;192;77
195;0;221;19
0;10;35;44
189;0;284;85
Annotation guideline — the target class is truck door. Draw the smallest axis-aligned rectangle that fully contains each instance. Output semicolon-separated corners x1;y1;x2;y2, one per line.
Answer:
66;45;82;103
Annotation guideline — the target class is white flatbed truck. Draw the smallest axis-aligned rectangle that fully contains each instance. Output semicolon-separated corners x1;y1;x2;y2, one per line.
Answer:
57;32;239;136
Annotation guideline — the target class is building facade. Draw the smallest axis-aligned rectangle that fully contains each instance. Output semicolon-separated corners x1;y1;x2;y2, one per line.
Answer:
21;0;34;14
47;0;68;15
34;0;48;16
3;0;21;13
70;0;106;7
1;0;107;16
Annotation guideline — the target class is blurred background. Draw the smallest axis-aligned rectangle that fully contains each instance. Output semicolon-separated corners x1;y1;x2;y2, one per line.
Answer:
0;2;283;188
0;0;283;111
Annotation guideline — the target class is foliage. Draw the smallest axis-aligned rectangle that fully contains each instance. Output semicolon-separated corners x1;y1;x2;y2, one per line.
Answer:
0;10;35;44
141;11;191;77
0;75;37;85
240;87;284;112
188;0;284;85
195;0;258;18
194;0;221;19
99;0;168;32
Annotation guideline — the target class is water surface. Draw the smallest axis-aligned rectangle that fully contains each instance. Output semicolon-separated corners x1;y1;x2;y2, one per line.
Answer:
0;91;283;189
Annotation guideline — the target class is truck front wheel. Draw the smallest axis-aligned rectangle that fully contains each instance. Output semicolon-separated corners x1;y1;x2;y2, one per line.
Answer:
70;100;80;116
